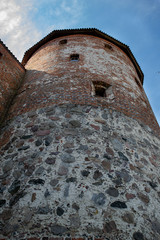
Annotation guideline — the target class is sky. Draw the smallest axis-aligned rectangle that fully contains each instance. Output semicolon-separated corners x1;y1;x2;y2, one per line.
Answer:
0;0;160;125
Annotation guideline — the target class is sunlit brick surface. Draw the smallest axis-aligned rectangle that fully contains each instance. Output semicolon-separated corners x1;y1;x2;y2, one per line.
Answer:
7;35;159;134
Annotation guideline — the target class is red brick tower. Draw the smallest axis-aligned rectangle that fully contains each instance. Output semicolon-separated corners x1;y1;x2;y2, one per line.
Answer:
0;29;160;240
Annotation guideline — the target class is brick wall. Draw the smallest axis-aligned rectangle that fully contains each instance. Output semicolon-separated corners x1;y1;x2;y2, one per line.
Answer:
7;35;159;135
0;41;25;124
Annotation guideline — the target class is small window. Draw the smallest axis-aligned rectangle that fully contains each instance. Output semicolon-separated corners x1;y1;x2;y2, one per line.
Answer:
0;52;2;57
59;39;67;45
70;54;79;61
104;44;113;50
93;81;111;97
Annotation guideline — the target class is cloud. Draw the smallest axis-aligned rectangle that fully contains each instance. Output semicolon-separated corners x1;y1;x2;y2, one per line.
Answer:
0;0;85;61
0;0;41;61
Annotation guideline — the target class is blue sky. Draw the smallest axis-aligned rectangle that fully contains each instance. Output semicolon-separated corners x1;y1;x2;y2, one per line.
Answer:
0;0;160;124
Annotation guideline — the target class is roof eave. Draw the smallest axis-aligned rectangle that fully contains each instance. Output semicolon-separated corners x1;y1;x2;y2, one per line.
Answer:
21;28;144;84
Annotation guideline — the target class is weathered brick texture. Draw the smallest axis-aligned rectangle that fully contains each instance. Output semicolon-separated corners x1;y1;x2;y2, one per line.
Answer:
0;41;25;123
7;34;159;134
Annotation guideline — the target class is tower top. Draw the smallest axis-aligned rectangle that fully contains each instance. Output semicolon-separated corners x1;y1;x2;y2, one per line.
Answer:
22;28;144;83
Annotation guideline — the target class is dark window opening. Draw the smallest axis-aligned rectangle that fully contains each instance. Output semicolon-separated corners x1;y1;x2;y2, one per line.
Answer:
104;44;113;50
0;52;3;57
70;54;79;61
59;39;67;45
95;86;106;97
93;81;111;97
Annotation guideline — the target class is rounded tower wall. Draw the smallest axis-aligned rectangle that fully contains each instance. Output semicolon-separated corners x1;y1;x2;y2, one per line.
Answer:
8;35;159;134
0;30;160;240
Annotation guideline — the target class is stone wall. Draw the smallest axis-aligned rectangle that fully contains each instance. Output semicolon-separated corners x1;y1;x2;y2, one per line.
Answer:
0;105;160;240
0;41;25;124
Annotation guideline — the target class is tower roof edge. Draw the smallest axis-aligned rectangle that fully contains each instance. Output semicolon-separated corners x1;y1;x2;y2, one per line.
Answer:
21;28;144;83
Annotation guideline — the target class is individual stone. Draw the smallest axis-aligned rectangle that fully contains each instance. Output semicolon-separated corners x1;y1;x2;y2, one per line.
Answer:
125;193;136;200
69;120;81;128
18;145;30;151
56;207;64;216
81;128;93;135
104;221;117;233
118;152;129;161
133;232;144;240
37;206;51;214
45;157;56;165
102;125;110;131
8;180;20;195
92;193;106;206
90;124;100;131
115;170;131;182
61;153;75;163
36;130;50;136
110;201;127;208
95;118;106;124
3;160;13;173
64;185;69;197
45;136;53;146
51;225;67;235
50;179;59;186
72;203;80;211
92;179;103;185
93;170;103;180
64;129;78;136
69;214;80;228
106;147;114;158
28;179;45;185
44;189;50;198
102;113;108;120
66;177;77;183
137;192;150;204
106;187;119;197
21;135;33;139
81;170;90;177
31;125;38;132
58;165;68;176
9;191;26;207
112;138;123;151
25;165;35;176
0;185;6;194
0;199;6;207
151;220;160;234
31;152;38;158
35;139;42;146
122;212;134;224
28;111;37;117
102;160;111;171
49;122;56;128
63;142;74;149
35;166;45;175
148;181;157;189
0;209;12;220
79;144;88;151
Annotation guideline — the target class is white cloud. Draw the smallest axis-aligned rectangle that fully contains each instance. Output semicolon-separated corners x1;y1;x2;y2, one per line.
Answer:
0;0;85;61
0;0;41;61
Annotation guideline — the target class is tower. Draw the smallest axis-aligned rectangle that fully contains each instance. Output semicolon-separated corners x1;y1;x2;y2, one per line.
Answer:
0;29;160;240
